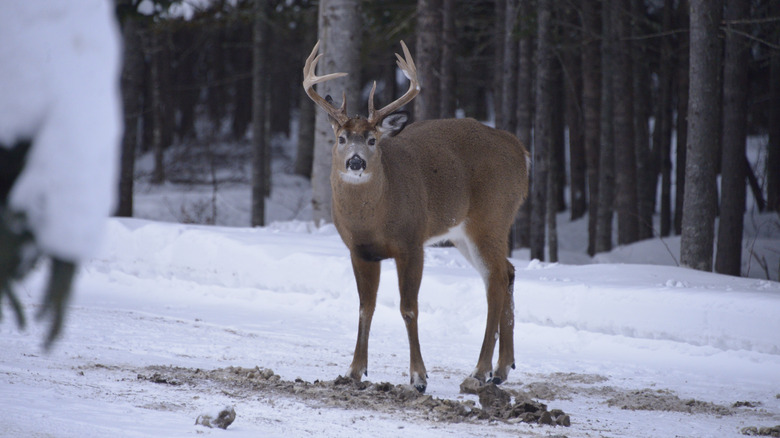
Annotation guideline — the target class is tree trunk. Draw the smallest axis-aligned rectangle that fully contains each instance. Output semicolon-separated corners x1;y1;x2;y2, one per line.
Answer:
632;0;654;240
295;6;317;179
612;2;638;245
251;0;268;227
150;28;165;185
656;0;675;237
415;0;442;121
564;5;585;220
581;0;600;255
493;0;505;127
674;0;690;235
595;0;614;254
681;0;722;271
530;0;553;261
513;0;533;249
440;0;457;118
715;0;749;276
501;0;518;133
312;0;362;224
116;2;144;217
768;2;780;213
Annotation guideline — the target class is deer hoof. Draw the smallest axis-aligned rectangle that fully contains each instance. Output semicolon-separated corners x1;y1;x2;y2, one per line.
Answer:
491;364;513;385
347;366;366;382
411;372;427;393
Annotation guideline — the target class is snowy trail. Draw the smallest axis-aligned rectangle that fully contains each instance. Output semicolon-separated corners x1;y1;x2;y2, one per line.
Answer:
2;218;779;437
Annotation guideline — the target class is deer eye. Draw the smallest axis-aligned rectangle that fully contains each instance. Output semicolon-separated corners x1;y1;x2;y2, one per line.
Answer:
367;138;376;146
338;136;346;144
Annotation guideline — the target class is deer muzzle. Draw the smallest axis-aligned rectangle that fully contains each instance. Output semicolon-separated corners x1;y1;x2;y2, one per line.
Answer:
346;154;367;171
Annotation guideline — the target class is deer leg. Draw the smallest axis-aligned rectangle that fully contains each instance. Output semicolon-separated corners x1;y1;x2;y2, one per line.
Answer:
395;249;427;393
492;260;516;384
347;253;380;382
456;236;510;383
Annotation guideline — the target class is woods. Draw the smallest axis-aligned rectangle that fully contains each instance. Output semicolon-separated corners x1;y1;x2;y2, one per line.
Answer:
113;0;780;278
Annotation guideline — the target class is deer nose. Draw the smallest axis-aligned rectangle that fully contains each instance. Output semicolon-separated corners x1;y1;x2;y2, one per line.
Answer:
346;154;366;171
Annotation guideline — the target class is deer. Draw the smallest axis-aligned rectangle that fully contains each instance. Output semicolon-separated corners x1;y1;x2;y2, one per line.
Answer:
303;40;529;393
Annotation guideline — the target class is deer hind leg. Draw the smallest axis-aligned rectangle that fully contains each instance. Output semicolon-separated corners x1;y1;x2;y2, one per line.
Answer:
493;259;516;384
347;253;380;382
395;248;427;393
454;235;514;384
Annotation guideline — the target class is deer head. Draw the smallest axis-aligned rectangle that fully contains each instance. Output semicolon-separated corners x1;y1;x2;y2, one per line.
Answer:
303;40;419;184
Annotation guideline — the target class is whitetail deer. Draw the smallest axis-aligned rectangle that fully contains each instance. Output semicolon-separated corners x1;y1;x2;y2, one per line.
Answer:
303;41;529;393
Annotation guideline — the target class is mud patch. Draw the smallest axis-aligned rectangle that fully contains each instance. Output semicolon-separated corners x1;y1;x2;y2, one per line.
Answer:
606;388;732;415
135;365;570;427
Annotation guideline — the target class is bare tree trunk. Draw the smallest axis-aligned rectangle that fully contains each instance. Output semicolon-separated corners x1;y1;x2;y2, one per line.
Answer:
295;6;317;179
312;0;362;224
513;0;533;249
493;0;505;127
715;0;749;276
116;2;144;217
769;2;780;212
501;0;518;133
656;0;675;237
564;5;585;221
148;29;165;185
632;0;654;240
251;0;268;227
440;0;457;118
681;0;722;271
674;0;689;235
531;0;553;261
595;0;614;254
415;0;442;121
582;0;600;255
612;2;638;245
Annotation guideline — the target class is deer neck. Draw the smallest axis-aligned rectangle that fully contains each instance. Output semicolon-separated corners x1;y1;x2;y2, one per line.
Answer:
330;159;389;234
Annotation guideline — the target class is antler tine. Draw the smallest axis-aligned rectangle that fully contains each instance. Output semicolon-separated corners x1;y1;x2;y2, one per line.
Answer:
303;40;349;126
368;40;420;125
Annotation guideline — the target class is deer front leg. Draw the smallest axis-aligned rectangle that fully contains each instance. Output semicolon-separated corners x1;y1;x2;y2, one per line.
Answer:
395;249;427;393
347;253;380;382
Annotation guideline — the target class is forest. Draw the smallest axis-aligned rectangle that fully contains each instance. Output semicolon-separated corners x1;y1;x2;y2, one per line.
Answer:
114;0;780;277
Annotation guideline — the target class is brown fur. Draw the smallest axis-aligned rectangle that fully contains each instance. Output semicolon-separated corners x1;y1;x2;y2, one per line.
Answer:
330;118;528;392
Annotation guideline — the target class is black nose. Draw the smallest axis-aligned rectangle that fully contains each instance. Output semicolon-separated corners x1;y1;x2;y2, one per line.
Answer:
346;155;366;171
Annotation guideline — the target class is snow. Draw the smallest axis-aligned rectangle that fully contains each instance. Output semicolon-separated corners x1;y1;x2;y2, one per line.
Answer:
2;212;779;437
0;0;122;261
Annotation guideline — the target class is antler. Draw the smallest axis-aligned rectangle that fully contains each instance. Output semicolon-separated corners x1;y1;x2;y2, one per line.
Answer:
367;40;420;125
303;40;349;126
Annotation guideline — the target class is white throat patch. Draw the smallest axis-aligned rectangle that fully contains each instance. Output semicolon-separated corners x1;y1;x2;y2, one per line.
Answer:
339;171;372;184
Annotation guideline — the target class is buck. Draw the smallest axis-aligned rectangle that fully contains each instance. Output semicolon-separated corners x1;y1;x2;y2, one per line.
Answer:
303;41;529;393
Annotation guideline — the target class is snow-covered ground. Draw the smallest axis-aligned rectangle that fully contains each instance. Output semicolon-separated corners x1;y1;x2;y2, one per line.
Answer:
3;170;780;437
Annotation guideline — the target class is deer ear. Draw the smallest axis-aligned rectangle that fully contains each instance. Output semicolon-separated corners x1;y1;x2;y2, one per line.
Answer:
378;111;409;137
325;95;343;134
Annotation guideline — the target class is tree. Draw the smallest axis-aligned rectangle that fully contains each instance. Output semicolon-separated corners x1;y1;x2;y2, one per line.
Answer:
440;0;457;118
769;2;780;212
581;0;601;255
612;1;639;245
563;4;586;221
632;0;654;240
115;0;145;217
531;0;553;261
681;0;723;271
674;0;690;235
512;0;534;249
501;0;518;134
715;0;750;276
311;0;362;224
655;0;675;237
415;0;442;120
251;0;269;227
595;0;615;254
